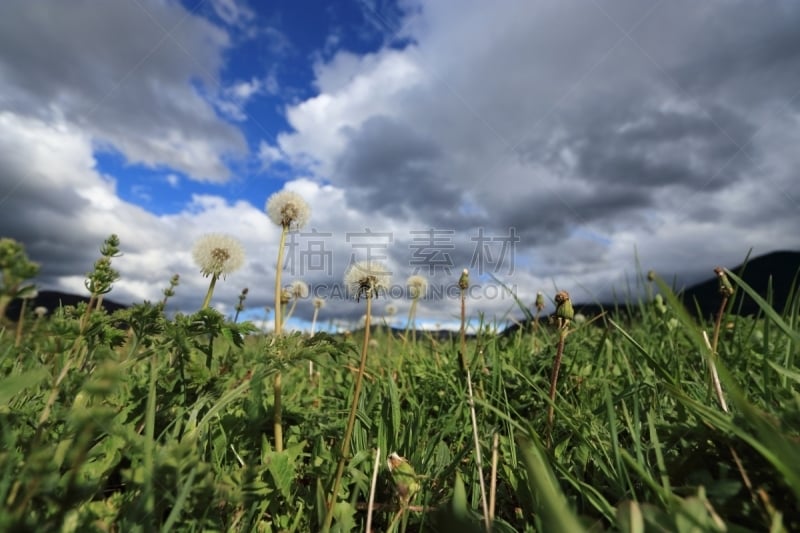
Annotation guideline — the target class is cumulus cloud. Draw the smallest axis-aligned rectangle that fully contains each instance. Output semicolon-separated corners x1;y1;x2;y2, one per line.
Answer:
1;0;799;329
0;0;246;181
271;0;800;302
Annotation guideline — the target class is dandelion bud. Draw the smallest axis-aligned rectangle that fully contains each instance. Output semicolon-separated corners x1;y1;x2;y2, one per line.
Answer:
647;270;657;282
458;268;469;291
714;267;735;298
554;291;574;321
535;291;545;312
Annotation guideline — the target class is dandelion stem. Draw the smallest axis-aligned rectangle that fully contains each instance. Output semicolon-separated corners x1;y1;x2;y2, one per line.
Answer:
490;432;499;524
546;326;568;448
274;227;288;335
14;297;27;347
272;227;289;453
458;271;469;372
366;447;381;533
273;371;283;452
466;368;490;531
324;296;374;531
201;274;218;310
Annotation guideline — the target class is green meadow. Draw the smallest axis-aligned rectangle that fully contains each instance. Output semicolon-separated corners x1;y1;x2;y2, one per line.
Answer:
1;233;799;532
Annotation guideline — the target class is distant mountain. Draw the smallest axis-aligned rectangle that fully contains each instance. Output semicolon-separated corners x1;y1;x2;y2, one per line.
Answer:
505;250;800;335
676;250;800;319
4;290;127;320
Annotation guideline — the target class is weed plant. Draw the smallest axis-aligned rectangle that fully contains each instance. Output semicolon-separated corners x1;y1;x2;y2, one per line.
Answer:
1;236;799;531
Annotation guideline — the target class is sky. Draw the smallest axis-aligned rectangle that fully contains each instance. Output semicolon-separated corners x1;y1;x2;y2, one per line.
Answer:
1;0;799;331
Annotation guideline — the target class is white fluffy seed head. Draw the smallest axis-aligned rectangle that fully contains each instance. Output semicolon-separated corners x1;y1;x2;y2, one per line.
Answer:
266;190;311;230
290;279;309;299
406;275;428;299
344;260;391;301
192;233;245;278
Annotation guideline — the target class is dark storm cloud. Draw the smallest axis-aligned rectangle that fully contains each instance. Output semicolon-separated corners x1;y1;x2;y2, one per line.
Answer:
335;115;462;218
666;2;800;106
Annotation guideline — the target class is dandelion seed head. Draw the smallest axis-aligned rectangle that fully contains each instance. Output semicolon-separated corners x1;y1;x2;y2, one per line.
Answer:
406;275;428;299
290;280;309;299
344;260;391;301
192;233;245;278
280;286;292;304
313;297;325;309
34;306;48;318
385;304;397;316
266;190;311;230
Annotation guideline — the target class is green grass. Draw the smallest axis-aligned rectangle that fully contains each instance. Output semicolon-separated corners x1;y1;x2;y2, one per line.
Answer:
1;268;799;531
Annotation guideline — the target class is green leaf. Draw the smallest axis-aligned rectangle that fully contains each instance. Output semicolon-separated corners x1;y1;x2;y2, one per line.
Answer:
616;500;644;533
267;451;295;501
0;368;48;406
517;436;586;533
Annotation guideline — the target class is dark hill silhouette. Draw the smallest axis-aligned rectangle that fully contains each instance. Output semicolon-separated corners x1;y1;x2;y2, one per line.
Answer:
505;250;800;335
4;290;127;320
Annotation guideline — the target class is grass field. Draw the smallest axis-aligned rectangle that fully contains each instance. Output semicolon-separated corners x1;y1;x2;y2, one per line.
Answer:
1;237;799;532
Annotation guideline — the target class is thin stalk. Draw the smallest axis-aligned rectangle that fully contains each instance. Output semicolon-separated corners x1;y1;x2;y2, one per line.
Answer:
711;294;729;356
14;297;27;347
459;288;468;372
285;296;299;324
466;369;490;531
144;351;158;529
309;306;320;377
405;297;419;345
366;447;381;533
323;297;374;532
273;371;283;452
272;226;289;452
489;432;499;525
310;307;320;335
35;358;73;438
200;274;218;310
546;326;568;447
274;227;288;335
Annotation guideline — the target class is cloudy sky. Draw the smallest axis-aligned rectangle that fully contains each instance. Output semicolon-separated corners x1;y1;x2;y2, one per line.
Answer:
1;0;798;330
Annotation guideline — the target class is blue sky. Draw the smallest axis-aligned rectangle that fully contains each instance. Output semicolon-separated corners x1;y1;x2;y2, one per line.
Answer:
1;0;799;331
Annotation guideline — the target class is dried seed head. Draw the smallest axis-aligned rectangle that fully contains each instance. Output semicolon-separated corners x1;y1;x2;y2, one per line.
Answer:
313;297;325;309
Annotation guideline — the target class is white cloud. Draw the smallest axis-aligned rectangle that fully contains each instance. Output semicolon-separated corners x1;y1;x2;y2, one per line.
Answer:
0;0;246;182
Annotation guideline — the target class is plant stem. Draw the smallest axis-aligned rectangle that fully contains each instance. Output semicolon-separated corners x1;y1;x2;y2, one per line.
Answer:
366;447;381;533
466;368;490;531
489;432;499;525
711;294;729;357
14;297;27;347
546;325;568;447
323;296;374;532
272;226;289;452
201;274;218;310
274;371;283;452
144;350;158;529
274;227;288;335
459;287;468;372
